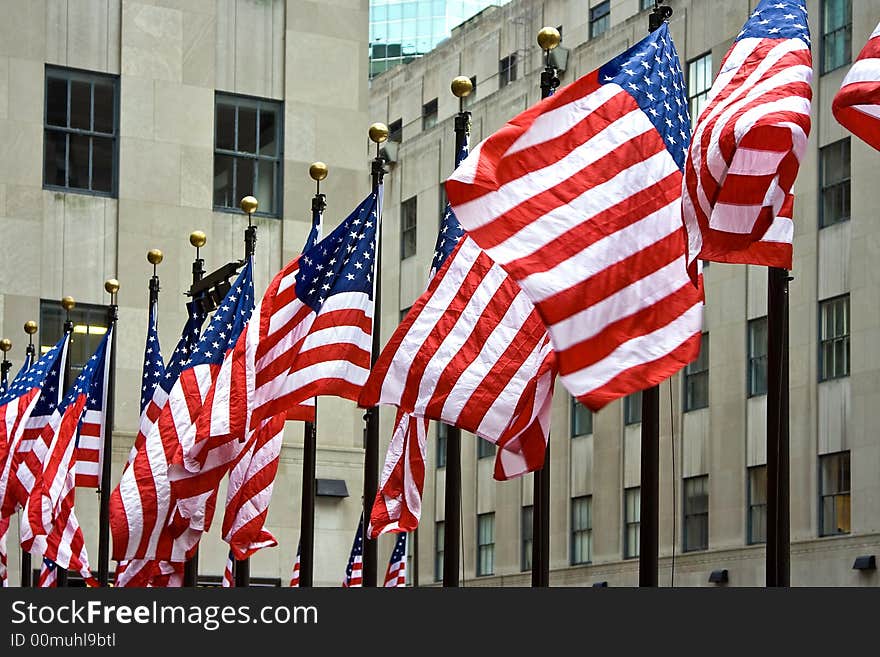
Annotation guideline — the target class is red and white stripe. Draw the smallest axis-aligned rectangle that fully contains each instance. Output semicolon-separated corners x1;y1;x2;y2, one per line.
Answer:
682;25;812;270
0;388;43;517
833;21;880;151
222;552;234;587
38;560;57;588
447;72;703;411
0;515;8;587
289;545;301;587
74;409;104;488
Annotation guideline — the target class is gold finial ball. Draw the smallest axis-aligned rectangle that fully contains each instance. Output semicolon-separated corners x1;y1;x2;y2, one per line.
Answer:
24;321;38;335
104;278;120;295
537;26;561;51
240;196;259;215
369;122;389;144
61;296;76;312
190;230;207;248
147;249;164;265
0;338;11;353
309;162;328;182
451;75;474;98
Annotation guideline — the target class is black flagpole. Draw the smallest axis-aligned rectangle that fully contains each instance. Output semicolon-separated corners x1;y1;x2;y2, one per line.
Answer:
300;163;327;588
532;27;561;588
363;122;388;587
235;195;259;588
19;321;37;587
97;278;120;586
0;339;12;580
56;296;76;588
639;1;673;589
442;77;472;587
766;267;790;586
184;232;207;588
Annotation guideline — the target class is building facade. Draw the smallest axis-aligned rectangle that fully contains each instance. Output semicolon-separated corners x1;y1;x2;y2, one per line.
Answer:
0;0;373;587
368;0;880;587
369;0;498;77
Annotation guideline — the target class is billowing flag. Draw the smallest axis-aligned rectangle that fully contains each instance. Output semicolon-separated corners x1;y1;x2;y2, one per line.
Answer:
383;532;407;588
222;550;234;587
447;23;703;411
74;324;112;489
0;516;8;587
38;557;57;588
833;20;880;151
682;0;812;270
289;541;301;587
342;515;364;588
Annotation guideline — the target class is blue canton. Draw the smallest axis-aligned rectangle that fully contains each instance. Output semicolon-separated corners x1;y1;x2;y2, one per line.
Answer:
389;532;407;563
161;302;207;393
433;138;469;276
599;22;690;171
737;0;810;44
0;335;67;410
304;206;322;253
60;328;111;418
186;260;254;369
295;188;381;313
140;302;165;413
11;352;34;386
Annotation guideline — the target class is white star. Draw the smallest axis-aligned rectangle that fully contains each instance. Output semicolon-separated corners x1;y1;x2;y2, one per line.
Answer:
768;27;780;34
346;273;355;281
354;262;363;269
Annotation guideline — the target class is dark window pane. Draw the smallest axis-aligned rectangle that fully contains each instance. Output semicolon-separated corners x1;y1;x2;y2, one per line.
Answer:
216;103;235;151
236;157;255;205
91;136;113;193
213;154;234;208
259;109;276;156
93;81;114;134
46;77;68;127
70;80;91;130
44;130;66;187
255;160;275;215
237;106;257;153
67;133;90;190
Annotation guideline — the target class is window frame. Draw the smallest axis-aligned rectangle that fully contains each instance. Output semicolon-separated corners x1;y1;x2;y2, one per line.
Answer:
818;294;850;382
477;438;495;460
683;475;709;552
624;486;641;559
589;1;611;39
820;0;852;74
388;118;403;143
521;505;533;572
39;299;109;375
434;521;444;582
570;396;592;437
400;195;418;260
686;52;713;129
747;465;767;545
818;138;851;229
213;91;284;218
570;495;592;565
422;97;438;131
624;391;642;425
819;451;851;537
436;422;448;468
476;512;495;577
747;316;768;397
683;333;709;412
499;53;518;89
43;64;120;198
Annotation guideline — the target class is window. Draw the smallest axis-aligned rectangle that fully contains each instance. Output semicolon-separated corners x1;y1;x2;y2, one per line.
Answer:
683;475;708;552
436;422;447;468
822;0;851;73
521;505;533;572
400;196;417;259
499;53;517;89
819;138;850;228
641;0;654;9
39;300;108;375
571;496;592;564
434;521;444;581
570;396;592;437
422;98;438;131
477;513;495;576
624;487;640;559
214;93;282;217
819;451;850;536
477;438;495;459
819;295;850;381
687;53;713;128
624;391;642;425
388;118;403;143
464;75;478;108
589;1;610;39
748;317;768;397
747;465;767;544
44;66;118;196
684;333;709;411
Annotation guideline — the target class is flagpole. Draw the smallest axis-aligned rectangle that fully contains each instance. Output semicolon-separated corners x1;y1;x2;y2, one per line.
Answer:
0;338;10;387
19;321;37;587
234;195;259;588
637;1;673;589
299;163;326;588
766;267;790;586
96;278;120;586
440;77;473;588
531;27;560;588
184;231;206;588
55;296;76;588
363;122;388;587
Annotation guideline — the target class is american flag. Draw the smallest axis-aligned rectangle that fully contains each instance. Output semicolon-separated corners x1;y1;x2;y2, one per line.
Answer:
383;532;407;588
833;20;880;151
222;549;235;587
0;335;68;519
289;540;301;587
447;23;704;411
18;329;111;583
38;557;57;588
682;0;812;272
342;515;364;588
111;263;253;563
0;515;8;587
74;325;113;489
